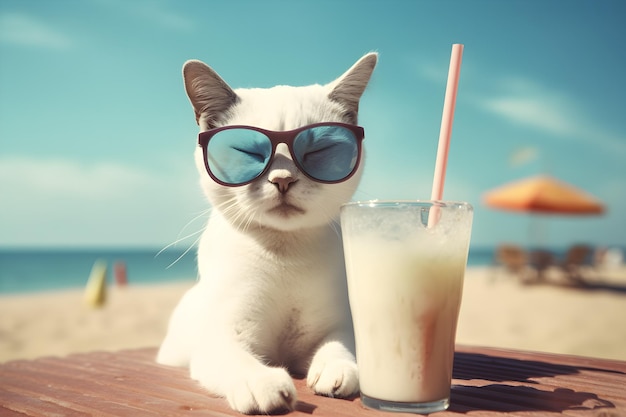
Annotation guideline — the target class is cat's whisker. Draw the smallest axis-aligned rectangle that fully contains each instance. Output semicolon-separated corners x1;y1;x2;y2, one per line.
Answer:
156;228;205;258
164;234;202;270
321;207;342;240
215;195;239;212
218;197;259;233
155;229;203;270
243;209;258;233
214;203;237;220
218;199;246;227
329;219;342;240
239;206;256;233
156;207;211;256
352;187;378;201
176;208;212;238
222;207;245;229
155;207;211;269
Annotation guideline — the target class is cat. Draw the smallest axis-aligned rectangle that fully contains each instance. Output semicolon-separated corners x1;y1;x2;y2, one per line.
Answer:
157;52;377;414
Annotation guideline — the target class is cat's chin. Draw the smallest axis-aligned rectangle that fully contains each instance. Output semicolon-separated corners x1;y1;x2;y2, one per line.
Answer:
268;202;306;217
261;204;312;231
256;203;335;232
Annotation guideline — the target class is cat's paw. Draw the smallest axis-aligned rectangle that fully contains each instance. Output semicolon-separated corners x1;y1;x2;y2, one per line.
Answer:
307;356;359;399
227;366;297;414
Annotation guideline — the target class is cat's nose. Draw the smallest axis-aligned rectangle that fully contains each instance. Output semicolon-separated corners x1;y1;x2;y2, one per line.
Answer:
270;176;296;193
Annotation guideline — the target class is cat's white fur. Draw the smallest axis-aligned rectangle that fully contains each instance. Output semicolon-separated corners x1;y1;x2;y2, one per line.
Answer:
157;53;377;414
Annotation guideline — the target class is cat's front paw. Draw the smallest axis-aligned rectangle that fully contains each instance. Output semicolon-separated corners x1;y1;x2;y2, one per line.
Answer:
307;356;359;399
228;366;297;414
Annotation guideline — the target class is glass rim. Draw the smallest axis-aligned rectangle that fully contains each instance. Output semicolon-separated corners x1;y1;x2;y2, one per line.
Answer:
342;200;473;210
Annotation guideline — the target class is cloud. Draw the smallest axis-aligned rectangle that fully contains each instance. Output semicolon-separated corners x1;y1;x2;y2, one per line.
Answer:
0;156;206;247
131;2;194;32
476;76;626;155
412;52;476;86
509;146;540;168
0;12;73;49
0;156;151;199
479;77;579;136
413;57;626;156
91;0;195;32
414;61;447;84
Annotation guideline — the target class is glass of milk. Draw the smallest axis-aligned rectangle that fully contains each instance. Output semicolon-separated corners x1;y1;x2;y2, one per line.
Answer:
340;200;473;413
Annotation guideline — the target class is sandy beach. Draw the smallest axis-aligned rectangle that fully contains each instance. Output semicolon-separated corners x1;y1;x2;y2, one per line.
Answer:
1;265;625;363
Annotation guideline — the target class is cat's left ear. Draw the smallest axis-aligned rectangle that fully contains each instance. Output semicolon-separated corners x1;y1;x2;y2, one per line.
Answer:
327;53;378;123
182;60;239;128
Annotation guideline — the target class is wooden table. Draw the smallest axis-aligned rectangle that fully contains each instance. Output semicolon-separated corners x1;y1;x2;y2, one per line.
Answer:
1;345;624;416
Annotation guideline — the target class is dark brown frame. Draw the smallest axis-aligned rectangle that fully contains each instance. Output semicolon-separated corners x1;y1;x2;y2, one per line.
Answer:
198;122;365;187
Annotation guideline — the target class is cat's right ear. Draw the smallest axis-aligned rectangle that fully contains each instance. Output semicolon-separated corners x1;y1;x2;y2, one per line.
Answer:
182;60;239;127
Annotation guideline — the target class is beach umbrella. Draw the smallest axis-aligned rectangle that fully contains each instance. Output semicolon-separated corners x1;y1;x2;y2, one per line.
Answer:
483;175;606;276
483;175;605;215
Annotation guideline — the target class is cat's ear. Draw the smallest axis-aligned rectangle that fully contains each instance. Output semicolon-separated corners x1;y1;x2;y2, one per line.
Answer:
327;53;378;123
182;60;239;127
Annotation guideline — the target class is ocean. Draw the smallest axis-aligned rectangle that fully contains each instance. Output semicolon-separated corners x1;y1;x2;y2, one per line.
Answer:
0;246;496;294
0;248;198;294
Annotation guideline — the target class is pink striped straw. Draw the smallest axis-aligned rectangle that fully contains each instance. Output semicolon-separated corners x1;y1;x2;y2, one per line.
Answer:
428;44;464;227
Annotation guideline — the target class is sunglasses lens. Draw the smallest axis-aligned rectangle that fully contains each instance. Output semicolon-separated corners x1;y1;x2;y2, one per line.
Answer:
206;129;271;185
293;125;359;182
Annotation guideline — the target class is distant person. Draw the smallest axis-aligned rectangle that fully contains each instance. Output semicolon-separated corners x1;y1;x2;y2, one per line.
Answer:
114;261;128;286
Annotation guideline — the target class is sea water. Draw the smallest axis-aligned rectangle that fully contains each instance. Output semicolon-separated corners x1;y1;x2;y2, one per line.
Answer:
0;248;197;294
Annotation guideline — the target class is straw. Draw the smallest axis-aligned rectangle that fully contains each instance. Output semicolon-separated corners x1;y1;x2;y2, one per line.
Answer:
428;44;464;227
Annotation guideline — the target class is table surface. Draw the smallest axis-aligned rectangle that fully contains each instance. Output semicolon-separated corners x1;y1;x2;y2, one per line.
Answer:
1;345;624;416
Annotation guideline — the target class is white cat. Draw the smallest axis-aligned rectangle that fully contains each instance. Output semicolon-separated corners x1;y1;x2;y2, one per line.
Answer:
157;53;377;414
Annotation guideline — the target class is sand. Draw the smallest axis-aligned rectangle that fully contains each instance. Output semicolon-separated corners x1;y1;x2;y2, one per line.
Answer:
1;266;625;363
457;266;626;361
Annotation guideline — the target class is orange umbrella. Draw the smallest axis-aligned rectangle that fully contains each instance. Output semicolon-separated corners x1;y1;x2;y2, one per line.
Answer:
483;175;605;215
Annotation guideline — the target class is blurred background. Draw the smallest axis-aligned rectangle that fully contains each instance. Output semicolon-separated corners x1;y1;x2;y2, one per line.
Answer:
1;0;625;287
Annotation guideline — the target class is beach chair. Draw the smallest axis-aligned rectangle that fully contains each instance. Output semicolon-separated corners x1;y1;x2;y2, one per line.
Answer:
529;249;554;283
559;244;594;285
494;244;530;282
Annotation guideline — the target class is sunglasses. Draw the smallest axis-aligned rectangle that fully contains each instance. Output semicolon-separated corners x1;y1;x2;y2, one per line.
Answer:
198;122;365;187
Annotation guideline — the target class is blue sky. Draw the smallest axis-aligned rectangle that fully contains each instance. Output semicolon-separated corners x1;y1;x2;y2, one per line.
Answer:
1;0;625;249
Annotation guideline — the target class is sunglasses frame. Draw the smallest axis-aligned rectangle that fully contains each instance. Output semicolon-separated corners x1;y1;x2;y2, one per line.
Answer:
198;122;365;187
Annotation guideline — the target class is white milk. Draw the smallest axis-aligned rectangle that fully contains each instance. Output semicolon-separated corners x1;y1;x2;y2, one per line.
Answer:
345;234;466;403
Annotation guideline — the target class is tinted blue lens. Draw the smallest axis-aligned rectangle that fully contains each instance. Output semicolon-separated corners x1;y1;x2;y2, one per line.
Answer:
206;129;271;184
293;126;358;181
